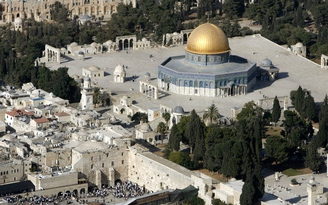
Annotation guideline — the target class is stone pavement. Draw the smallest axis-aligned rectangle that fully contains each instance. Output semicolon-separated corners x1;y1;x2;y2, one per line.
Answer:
46;34;328;118
262;171;327;204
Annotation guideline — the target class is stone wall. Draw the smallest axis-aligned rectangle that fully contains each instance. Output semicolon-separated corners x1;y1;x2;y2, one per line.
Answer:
128;147;193;192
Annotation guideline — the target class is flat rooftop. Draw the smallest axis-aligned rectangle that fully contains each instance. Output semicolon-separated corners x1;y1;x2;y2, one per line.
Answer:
47;34;328;118
161;55;255;76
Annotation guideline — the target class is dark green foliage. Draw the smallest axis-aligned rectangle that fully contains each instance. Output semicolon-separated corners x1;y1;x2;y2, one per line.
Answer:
283;110;313;148
305;143;323;171
34;66;81;103
221;140;243;177
185;110;205;160
272;96;281;123
50;1;69;23
212;199;231;205
223;0;245;19
316;95;328;148
131;112;148;123
184;196;205;205
168;123;180;151
265;135;289;164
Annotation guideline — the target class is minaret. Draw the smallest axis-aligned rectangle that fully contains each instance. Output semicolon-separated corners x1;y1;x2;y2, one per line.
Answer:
307;176;317;205
80;76;94;110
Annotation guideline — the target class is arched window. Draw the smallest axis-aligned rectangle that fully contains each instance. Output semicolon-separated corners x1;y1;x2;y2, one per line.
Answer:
199;81;203;87
189;80;193;87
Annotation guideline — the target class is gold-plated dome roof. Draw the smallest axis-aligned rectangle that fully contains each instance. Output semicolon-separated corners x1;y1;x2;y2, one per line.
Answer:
186;23;230;55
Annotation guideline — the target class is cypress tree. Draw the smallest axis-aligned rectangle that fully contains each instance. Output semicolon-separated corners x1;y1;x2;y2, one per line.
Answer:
168;123;180;151
272;96;281;124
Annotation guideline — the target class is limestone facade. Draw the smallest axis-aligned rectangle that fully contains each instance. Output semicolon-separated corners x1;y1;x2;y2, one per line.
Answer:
0;0;137;23
0;159;30;185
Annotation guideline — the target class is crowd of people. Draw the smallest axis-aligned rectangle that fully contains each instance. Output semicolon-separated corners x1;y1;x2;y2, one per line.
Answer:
2;180;149;205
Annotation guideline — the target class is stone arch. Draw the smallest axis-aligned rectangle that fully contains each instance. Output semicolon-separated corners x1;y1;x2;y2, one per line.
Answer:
118;40;123;50
129;39;133;48
80;188;86;195
16;13;19;17
115;179;122;185
123;39;129;50
72;189;78;197
199;81;203;87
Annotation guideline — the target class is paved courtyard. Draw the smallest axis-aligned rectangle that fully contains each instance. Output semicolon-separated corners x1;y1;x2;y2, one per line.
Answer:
46;34;328;118
263;171;328;204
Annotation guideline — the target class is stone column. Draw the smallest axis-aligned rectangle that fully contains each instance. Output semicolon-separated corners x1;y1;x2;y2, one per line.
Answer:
95;169;101;188
108;167;115;186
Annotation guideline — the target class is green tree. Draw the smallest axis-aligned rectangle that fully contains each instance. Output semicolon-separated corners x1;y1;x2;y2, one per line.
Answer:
131;112;148;123
157;122;166;141
168;123;180;151
185;110;205;161
265;135;289;164
305;143;323;171
163;112;171;129
50;1;68;24
203;103;219;125
223;0;245;18
316;95;328;148
93;87;101;107
272;96;281;124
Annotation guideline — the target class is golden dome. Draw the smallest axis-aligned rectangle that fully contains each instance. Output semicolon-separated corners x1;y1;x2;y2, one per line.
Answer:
186;23;230;55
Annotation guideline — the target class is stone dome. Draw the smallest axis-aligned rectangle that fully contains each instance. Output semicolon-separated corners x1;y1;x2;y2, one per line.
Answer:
114;64;125;74
186;23;230;55
145;72;151;78
80;14;91;20
295;42;304;47
140;122;151;132
261;58;273;67
78;51;84;55
70;42;78;46
142;37;147;42
14;17;23;24
91;42;97;47
173;106;184;114
88;65;100;71
61;47;66;51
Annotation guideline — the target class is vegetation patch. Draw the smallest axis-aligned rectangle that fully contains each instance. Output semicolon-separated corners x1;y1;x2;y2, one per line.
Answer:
282;168;311;177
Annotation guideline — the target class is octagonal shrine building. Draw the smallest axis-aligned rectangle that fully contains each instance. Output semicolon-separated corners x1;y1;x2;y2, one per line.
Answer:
158;23;276;97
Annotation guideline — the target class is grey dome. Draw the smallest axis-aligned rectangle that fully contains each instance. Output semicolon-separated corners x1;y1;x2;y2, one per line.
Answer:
173;106;184;114
78;51;84;55
261;58;273;67
80;14;91;20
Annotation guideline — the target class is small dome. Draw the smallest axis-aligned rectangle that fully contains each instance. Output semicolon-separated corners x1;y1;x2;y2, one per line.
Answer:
173;32;179;35
114;64;125;74
295;42;304;47
91;42;97;47
14;17;23;24
145;72;151;77
186;23;230;55
142;37;147;42
78;51;84;55
140;122;151;132
70;42;78;46
261;58;273;67
61;47;66;51
88;65;100;71
106;40;113;45
79;14;91;20
173;106;184;114
110;115;117;122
